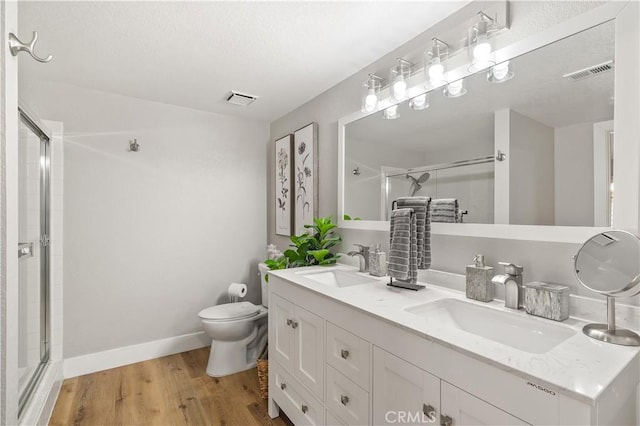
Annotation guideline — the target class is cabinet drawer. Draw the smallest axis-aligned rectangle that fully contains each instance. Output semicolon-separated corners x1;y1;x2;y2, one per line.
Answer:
326;409;347;426
272;361;325;426
326;365;370;425
327;321;371;390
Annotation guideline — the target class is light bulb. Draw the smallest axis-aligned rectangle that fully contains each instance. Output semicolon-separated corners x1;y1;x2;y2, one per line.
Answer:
364;89;377;111
491;61;510;80
487;61;513;83
409;93;429;110
448;81;462;96
444;80;466;98
392;79;407;101
428;58;444;85
473;40;492;63
390;59;411;101
382;105;399;120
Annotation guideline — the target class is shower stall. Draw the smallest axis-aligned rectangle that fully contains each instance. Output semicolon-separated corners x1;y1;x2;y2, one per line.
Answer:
17;108;51;417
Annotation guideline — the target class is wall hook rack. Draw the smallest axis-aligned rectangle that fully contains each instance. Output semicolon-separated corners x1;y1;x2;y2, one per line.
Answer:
129;139;140;152
8;31;53;63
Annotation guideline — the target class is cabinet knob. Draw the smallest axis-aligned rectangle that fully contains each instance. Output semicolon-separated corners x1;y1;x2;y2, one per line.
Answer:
423;404;436;421
280;382;286;390
301;404;308;414
340;349;350;359
340;395;349;406
291;321;298;329
440;414;453;426
286;319;292;326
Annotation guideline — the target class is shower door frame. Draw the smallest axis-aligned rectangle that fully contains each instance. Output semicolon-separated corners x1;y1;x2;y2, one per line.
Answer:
17;107;51;418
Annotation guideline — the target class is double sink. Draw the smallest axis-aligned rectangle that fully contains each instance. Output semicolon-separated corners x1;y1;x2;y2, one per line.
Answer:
296;266;576;354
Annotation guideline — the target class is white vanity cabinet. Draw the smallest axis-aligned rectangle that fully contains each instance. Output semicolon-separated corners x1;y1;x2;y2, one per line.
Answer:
271;293;325;400
441;381;529;426
372;347;528;425
372;346;440;425
268;270;638;426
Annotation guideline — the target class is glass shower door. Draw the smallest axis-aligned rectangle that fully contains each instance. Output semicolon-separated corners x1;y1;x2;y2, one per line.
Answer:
17;110;50;415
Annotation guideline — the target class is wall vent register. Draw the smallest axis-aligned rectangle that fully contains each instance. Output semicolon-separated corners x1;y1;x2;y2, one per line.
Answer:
563;60;614;81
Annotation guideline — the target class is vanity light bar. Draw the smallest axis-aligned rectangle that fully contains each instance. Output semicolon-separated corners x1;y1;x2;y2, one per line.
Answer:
358;4;510;117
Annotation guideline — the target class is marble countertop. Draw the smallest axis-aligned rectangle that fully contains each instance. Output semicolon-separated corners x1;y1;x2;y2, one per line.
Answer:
269;264;640;403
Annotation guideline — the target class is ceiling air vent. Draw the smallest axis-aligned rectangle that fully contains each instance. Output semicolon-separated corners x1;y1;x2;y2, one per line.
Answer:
226;91;258;106
563;60;614;81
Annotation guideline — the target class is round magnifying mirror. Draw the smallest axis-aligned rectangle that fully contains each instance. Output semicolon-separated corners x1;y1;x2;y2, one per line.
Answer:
574;230;640;346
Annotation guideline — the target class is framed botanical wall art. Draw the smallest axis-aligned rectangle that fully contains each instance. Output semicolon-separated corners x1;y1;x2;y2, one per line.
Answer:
275;134;294;236
293;123;318;235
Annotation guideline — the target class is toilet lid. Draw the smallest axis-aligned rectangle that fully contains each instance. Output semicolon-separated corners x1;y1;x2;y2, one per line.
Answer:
199;302;260;321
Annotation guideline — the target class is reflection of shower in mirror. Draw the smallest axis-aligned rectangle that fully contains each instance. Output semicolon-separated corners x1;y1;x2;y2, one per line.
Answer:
406;172;430;195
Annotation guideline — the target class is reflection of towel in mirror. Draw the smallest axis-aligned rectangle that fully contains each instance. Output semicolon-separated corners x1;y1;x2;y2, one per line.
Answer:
431;198;459;223
389;208;418;283
395;197;431;269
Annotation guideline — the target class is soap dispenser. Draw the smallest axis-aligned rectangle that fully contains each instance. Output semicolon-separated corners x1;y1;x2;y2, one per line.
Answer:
369;244;387;277
466;254;494;302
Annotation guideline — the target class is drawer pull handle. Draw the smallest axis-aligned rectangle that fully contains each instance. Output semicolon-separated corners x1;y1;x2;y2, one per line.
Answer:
340;395;349;406
291;321;298;329
286;319;292;326
440;414;453;426
301;404;308;414
423;404;436;421
280;382;286;390
340;349;350;359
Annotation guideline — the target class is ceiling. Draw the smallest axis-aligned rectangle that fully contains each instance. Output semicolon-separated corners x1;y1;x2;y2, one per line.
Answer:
347;19;615;152
17;1;469;122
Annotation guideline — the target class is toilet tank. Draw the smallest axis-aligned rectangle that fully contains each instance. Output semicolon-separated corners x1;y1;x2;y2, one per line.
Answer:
258;262;270;308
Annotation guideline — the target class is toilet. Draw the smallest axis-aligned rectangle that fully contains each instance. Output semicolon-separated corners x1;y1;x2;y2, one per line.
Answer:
198;263;270;377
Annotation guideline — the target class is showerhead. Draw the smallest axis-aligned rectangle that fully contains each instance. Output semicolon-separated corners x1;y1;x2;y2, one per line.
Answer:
406;172;430;195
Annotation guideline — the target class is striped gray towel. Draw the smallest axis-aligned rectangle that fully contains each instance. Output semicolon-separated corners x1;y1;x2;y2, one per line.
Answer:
389;208;418;283
395;197;431;269
431;198;459;223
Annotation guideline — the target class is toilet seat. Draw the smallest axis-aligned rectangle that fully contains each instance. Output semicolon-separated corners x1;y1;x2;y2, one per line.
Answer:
198;301;260;321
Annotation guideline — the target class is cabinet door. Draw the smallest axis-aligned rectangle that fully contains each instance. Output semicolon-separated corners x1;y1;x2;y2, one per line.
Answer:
373;347;440;425
294;305;325;400
440;381;530;426
270;294;295;372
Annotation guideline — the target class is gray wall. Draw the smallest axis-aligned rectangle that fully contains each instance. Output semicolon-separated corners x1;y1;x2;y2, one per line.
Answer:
509;110;555;225
21;81;269;357
268;1;622;301
555;122;595;226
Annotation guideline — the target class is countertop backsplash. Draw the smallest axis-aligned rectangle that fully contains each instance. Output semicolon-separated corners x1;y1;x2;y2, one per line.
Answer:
337;255;640;333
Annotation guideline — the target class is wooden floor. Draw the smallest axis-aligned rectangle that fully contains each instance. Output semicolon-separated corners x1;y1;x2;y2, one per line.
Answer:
50;347;292;426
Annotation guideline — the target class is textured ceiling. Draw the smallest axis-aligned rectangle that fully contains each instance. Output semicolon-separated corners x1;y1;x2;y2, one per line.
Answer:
18;1;469;122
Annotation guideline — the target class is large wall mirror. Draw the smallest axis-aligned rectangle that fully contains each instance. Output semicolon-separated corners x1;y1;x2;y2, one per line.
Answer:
338;3;639;242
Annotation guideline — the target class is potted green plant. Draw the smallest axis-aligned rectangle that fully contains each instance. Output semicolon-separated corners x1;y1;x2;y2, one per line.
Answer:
265;216;342;280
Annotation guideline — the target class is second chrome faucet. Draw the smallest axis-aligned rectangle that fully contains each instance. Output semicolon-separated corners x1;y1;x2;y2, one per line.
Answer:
492;262;524;309
348;244;370;272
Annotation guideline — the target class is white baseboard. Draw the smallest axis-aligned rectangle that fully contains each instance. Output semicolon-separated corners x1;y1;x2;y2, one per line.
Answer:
63;331;210;379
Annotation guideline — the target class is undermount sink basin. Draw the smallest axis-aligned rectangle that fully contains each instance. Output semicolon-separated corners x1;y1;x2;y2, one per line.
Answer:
405;298;575;354
299;268;378;288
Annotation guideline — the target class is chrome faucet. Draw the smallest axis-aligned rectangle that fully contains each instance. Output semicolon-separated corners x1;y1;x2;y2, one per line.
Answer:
348;244;370;272
491;262;524;309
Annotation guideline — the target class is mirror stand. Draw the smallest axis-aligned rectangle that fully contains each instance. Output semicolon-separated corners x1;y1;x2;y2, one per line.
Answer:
583;296;640;346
